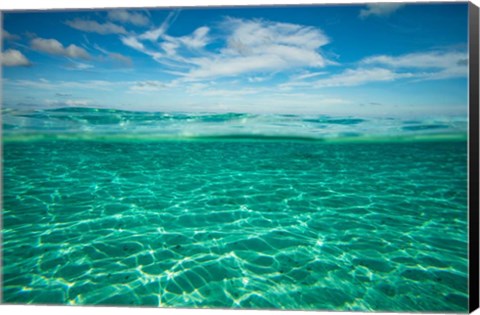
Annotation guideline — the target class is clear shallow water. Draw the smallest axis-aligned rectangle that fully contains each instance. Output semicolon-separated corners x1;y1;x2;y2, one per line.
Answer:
2;108;469;311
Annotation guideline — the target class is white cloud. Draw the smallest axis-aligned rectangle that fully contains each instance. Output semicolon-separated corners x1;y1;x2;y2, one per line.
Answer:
361;51;468;79
94;44;133;67
120;17;331;81
121;36;165;64
153;26;211;62
109;52;133;66
121;36;146;51
280;50;467;90
139;11;179;42
291;71;327;81
248;76;271;83
1;49;31;67
185;82;210;91
3;29;21;41
185;55;287;79
278;71;328;90
140;26;166;43
107;9;150;27
66;19;127;34
195;87;262;97
46;99;91;107
175;26;210;49
129;80;173;92
362;51;466;69
140;25;211;64
6;79;116;90
182;18;330;80
31;38;91;60
313;68;413;87
64;62;94;70
160;41;180;56
359;4;405;19
223;18;328;54
129;20;209;63
125;24;210;65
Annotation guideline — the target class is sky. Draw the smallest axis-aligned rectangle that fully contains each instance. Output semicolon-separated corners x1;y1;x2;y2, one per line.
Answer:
1;2;470;116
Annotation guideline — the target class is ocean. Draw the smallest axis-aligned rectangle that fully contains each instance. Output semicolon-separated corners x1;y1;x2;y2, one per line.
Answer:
1;107;469;311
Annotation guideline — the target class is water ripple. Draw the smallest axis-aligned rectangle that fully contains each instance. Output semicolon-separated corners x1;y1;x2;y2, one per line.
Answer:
2;140;468;311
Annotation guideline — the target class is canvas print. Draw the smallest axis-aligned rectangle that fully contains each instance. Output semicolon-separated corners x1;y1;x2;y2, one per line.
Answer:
1;2;473;312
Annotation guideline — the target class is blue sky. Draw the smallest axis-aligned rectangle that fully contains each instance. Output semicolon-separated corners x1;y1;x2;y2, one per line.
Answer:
1;3;469;116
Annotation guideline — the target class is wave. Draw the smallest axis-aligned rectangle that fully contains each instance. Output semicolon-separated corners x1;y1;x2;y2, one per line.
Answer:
2;107;468;142
2;132;468;145
402;124;449;131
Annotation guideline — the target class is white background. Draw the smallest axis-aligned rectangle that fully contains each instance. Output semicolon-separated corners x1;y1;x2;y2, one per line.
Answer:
0;0;479;315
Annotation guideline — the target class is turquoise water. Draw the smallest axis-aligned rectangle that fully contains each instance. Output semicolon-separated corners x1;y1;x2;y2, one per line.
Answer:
1;108;469;311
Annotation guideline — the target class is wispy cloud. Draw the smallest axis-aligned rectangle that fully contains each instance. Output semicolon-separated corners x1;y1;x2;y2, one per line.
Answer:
248;75;272;83
119;16;331;81
1;49;31;67
129;80;175;92
3;29;21;41
131;30;209;64
66;19;127;35
31;37;91;60
121;36;147;51
185;55;287;80
278;71;328;89
6;78;116;90
290;71;327;81
120;36;168;66
119;11;207;68
280;49;467;89
361;51;468;79
94;44;133;67
313;67;413;87
107;9;150;27
185;18;329;80
63;61;94;70
46;99;91;107
171;26;210;50
359;4;405;19
139;11;180;42
136;25;211;67
109;52;133;67
191;86;264;97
